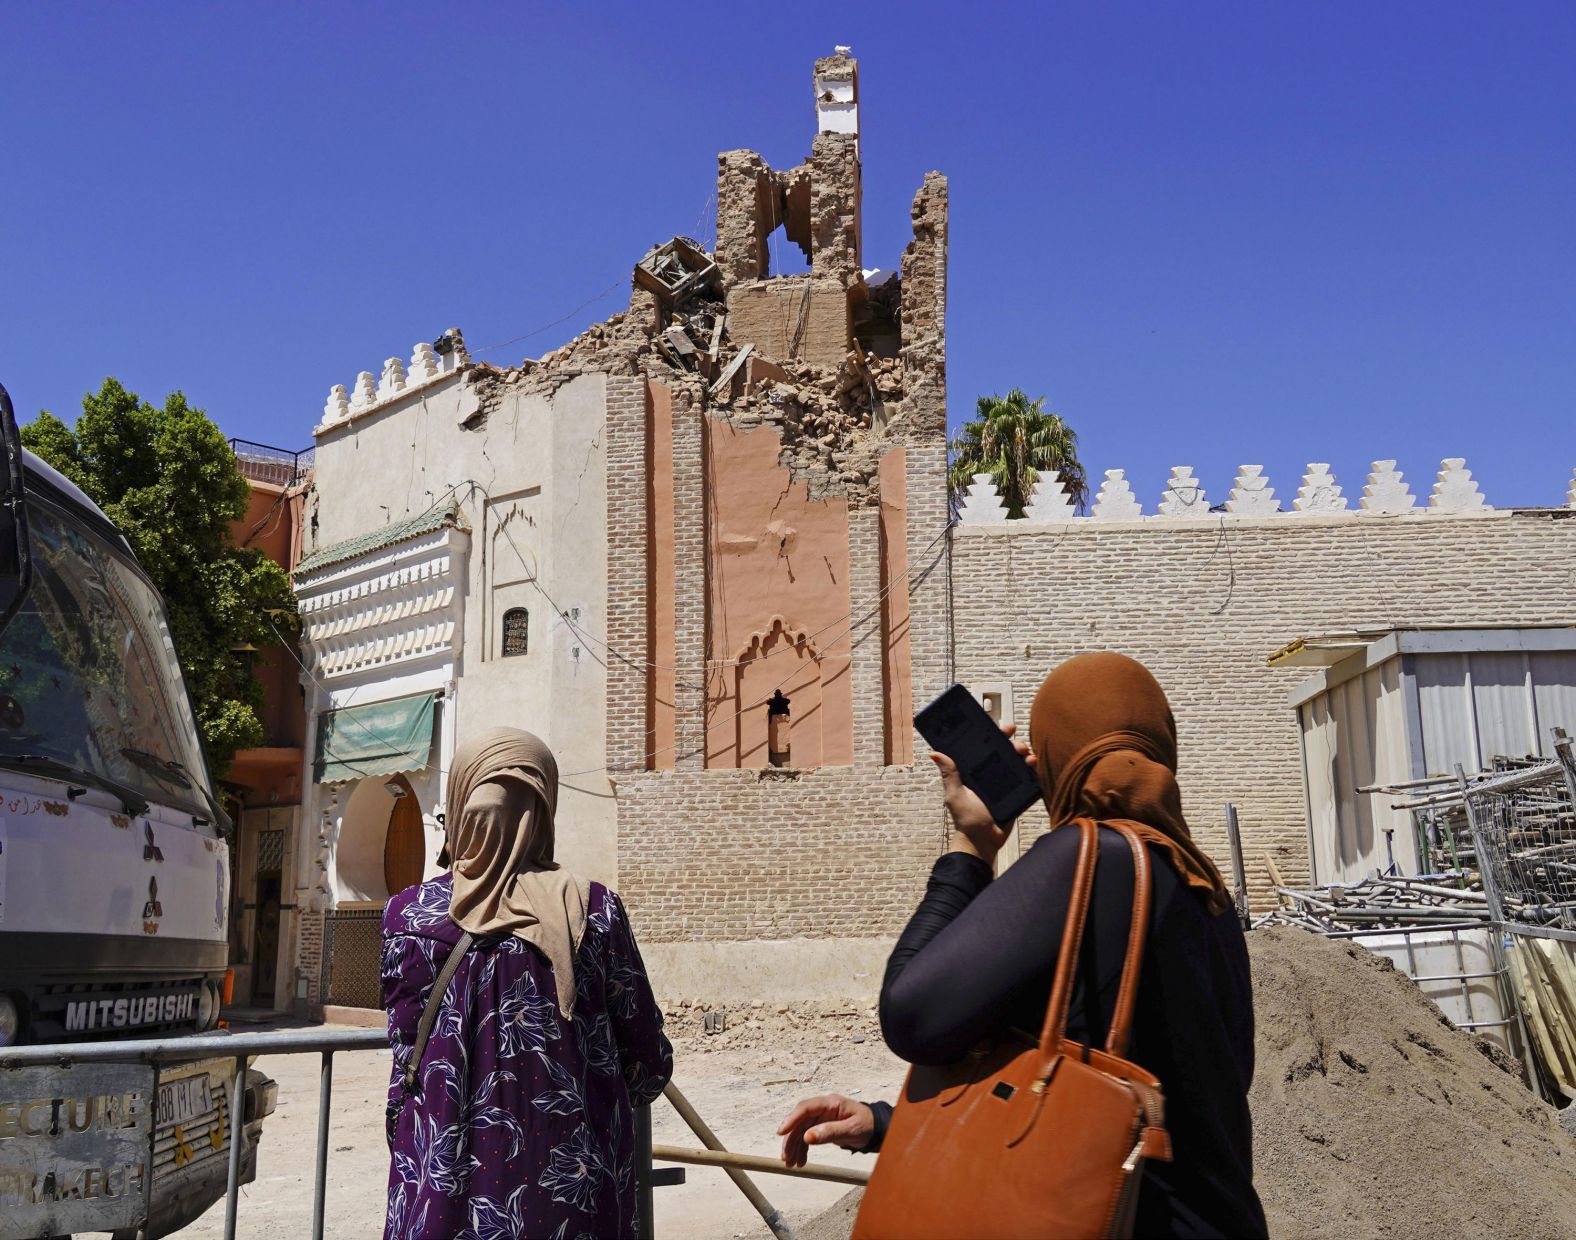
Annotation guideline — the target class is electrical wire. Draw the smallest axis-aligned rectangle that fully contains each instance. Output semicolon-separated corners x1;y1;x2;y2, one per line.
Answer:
469;279;630;359
281;506;951;785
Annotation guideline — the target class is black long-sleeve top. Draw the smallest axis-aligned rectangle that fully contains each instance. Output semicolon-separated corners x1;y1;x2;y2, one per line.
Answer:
876;826;1267;1240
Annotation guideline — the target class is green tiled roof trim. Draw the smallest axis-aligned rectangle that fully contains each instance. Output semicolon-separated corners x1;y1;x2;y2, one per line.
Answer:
294;499;460;575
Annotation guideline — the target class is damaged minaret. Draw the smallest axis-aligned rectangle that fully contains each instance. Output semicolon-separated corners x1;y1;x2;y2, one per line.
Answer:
713;50;865;369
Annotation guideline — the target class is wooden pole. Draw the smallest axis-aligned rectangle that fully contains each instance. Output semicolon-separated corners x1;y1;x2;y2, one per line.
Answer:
650;1144;871;1187
662;1081;798;1240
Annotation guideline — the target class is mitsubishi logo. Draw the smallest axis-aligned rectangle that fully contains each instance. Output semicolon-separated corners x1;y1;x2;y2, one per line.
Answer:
142;876;164;934
144;823;164;863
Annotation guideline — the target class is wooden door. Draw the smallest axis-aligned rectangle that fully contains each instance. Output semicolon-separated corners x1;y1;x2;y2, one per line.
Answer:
383;776;425;896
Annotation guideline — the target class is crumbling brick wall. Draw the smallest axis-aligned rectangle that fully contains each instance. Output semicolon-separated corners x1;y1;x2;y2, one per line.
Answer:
949;510;1576;907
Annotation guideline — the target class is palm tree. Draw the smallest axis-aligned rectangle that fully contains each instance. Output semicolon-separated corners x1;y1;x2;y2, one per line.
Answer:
947;389;1089;519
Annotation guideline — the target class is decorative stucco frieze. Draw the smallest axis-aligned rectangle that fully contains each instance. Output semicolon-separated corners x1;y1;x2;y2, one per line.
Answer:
295;526;468;681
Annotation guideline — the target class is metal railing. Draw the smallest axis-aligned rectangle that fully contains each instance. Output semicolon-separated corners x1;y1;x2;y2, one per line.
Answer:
0;1027;383;1240
0;1028;865;1240
229;439;314;488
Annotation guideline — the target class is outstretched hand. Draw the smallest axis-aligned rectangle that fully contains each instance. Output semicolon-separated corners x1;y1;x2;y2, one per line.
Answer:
777;1094;875;1167
931;722;1036;867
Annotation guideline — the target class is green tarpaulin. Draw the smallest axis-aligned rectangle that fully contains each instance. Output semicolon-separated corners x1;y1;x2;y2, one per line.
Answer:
314;693;437;784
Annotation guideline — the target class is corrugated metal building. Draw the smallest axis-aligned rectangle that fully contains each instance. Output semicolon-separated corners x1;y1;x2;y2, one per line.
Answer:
1277;626;1576;884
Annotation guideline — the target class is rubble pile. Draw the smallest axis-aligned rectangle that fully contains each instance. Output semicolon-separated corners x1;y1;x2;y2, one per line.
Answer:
479;228;909;502
534;308;658;378
1250;926;1576;1238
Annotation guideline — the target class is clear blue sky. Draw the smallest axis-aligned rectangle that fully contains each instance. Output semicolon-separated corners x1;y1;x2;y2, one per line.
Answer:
4;2;1574;508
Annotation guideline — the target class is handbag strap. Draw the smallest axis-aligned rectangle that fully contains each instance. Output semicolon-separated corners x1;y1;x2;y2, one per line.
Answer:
1033;819;1155;1061
402;930;474;1094
1103;823;1152;1059
1035;818;1100;1055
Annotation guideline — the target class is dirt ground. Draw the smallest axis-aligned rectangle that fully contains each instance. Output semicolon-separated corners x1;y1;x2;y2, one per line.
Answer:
182;1003;904;1240
184;929;1576;1239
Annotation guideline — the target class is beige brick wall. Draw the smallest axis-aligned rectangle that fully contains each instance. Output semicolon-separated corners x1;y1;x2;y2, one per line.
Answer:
949;509;1576;904
614;765;946;941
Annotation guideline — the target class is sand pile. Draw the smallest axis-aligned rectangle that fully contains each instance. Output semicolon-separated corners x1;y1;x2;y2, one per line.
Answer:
766;928;1576;1240
1250;926;1575;1238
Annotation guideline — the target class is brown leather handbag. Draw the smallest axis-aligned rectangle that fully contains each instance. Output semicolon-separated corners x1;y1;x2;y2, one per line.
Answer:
851;819;1172;1240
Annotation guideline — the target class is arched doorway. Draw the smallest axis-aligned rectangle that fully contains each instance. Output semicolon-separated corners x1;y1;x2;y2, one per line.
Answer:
336;775;427;903
382;774;425;896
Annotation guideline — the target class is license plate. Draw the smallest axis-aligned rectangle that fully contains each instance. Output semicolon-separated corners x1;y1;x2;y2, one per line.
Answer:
157;1075;213;1127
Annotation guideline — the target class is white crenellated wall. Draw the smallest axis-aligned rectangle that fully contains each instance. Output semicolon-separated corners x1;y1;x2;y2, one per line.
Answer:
318;331;471;432
954;458;1551;526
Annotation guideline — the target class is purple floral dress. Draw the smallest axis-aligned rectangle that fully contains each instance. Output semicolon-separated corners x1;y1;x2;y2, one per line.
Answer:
381;875;672;1239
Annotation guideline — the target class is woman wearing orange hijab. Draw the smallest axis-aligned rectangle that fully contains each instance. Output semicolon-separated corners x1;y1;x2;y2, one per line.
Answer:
874;653;1266;1238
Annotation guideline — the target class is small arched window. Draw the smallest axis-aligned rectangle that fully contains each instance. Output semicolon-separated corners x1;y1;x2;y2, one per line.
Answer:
502;607;529;657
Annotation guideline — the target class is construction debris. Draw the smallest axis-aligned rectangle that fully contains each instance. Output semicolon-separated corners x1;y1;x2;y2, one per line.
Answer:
634;236;719;306
1255;874;1493;933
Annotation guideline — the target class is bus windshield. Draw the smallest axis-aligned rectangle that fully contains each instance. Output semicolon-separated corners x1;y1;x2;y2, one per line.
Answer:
0;494;216;821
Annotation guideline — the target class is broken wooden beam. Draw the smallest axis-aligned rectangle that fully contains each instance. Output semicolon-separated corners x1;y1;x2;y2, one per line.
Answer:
708;342;754;400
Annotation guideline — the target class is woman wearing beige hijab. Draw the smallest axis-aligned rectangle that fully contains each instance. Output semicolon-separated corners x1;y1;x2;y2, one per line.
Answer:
380;728;671;1240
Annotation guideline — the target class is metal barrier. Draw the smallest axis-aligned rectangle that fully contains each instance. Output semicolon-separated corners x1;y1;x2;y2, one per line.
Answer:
0;1029;863;1240
0;1027;383;1240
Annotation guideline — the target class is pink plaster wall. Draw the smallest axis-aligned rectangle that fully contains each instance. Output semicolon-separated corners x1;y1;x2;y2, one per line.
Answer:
704;420;854;768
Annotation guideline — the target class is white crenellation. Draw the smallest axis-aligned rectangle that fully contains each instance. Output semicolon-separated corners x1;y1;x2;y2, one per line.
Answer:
1429;458;1490;512
1360;460;1416;513
319;332;468;432
1158;467;1208;517
349;371;378;412
377;357;407;401
958;472;1008;524
409;341;440;384
1227;465;1279;515
1024;471;1076;521
1092;469;1143;520
935;462;1576;525
323;385;350;425
1293;463;1346;513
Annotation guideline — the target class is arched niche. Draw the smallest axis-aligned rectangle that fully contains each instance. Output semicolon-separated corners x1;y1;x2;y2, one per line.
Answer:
733;618;824;769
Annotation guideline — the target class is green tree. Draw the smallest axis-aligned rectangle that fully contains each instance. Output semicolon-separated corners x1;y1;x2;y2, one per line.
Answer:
947;389;1089;519
22;379;297;778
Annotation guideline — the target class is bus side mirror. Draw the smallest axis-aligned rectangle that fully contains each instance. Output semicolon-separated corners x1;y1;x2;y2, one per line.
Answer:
0;383;32;639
